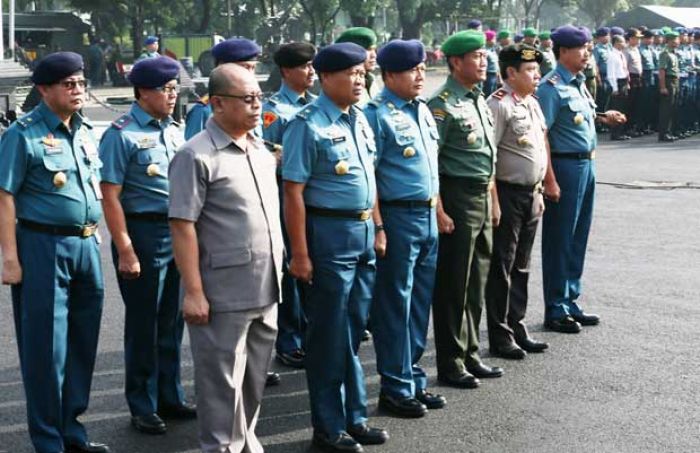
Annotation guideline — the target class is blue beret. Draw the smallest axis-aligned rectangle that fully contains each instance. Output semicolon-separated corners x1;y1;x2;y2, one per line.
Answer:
144;36;159;46
467;19;482;29
551;25;592;48
128;56;180;88
694;31;700;39
377;39;426;72
212;38;261;64
513;33;524;43
313;42;367;73
595;27;610;37
610;26;624;36
32;51;84;85
675;26;687;34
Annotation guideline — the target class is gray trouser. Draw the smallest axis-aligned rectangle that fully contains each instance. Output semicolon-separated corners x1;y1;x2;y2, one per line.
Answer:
189;303;278;453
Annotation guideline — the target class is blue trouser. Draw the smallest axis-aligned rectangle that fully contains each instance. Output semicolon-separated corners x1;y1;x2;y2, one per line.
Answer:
371;205;437;398
304;215;375;437
484;73;498;97
275;177;306;354
11;226;104;453
542;157;595;321
111;218;185;417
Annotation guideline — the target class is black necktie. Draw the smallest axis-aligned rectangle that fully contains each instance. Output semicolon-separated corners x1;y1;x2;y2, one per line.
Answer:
298;96;308;105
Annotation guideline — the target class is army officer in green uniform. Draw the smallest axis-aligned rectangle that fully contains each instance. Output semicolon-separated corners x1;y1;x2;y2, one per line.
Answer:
429;30;504;389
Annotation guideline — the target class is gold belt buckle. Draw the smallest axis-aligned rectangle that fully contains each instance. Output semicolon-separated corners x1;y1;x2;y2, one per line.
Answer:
359;210;371;221
430;196;438;208
81;224;97;238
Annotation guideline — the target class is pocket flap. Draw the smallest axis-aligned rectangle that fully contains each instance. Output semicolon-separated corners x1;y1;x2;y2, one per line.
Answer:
210;248;253;268
42;154;70;171
136;150;154;164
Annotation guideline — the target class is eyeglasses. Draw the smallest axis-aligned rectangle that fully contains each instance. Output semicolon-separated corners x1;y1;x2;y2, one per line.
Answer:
156;85;181;95
58;80;87;90
214;92;264;104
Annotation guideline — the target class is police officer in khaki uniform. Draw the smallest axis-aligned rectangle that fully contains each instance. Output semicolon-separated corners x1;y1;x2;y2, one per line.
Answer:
429;30;504;389
168;64;284;453
485;44;550;360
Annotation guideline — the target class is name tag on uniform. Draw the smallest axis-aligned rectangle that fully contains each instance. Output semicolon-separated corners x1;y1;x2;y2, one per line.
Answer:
137;137;157;149
332;136;347;144
42;134;62;153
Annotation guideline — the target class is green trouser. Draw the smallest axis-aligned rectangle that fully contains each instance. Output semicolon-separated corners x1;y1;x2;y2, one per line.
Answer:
586;78;597;104
658;77;679;137
433;176;493;374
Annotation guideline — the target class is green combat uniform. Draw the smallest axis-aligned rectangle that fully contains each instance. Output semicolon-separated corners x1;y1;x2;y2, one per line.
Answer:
584;54;598;102
428;30;498;381
658;32;681;140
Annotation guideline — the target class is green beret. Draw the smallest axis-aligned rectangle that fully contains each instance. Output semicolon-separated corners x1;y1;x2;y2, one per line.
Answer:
497;29;511;40
665;30;679;39
539;31;551;40
661;26;672;34
523;27;538;38
336;27;377;49
441;30;486;57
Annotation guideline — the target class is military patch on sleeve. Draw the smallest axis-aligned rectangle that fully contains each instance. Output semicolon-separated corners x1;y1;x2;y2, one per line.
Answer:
263;111;279;129
431;108;447;122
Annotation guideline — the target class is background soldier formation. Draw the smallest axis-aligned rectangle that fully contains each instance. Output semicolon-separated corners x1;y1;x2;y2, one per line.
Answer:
4;17;691;453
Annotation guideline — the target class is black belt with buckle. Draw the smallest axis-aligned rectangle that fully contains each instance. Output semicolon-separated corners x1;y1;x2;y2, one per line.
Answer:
125;212;169;222
496;180;544;193
18;219;98;238
380;197;437;209
440;175;494;191
551;151;595;160
305;206;372;221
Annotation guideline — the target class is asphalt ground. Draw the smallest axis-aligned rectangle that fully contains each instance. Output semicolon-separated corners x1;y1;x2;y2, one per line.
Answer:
2;73;700;452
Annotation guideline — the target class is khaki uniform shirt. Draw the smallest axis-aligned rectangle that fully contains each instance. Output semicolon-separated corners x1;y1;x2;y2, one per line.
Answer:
168;117;284;312
487;83;547;186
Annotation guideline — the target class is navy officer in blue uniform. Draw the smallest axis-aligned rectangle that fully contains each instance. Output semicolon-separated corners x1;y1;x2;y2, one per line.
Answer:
283;42;388;452
0;52;109;453
262;42;317;369
363;39;445;419
99;56;196;435
185;38;261;140
536;25;626;333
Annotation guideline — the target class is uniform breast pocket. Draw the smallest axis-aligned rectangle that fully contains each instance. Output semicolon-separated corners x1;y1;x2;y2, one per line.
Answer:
457;121;481;148
511;116;531;135
135;149;167;177
320;140;352;176
567;98;589;125
41;153;74;191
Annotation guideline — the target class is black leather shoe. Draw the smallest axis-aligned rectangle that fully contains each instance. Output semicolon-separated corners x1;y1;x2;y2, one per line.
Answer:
347;424;389;445
544;316;582;333
277;348;305;368
65;442;111;453
437;370;480;389
490;343;527;360
131;413;166;435
659;134;675;142
415;389;446;409
312;431;363;452
516;337;549;353
378;392;426;418
158;402;197;419
266;371;281;387
466;363;504;378
571;312;600;326
361;330;371;342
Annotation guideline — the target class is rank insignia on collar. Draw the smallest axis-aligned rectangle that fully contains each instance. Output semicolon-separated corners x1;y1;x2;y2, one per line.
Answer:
263;111;278;129
42;133;61;148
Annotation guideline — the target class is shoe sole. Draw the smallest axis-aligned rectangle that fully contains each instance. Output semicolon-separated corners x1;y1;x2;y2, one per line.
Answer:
437;377;480;389
311;438;363;452
131;424;167;435
378;400;427;418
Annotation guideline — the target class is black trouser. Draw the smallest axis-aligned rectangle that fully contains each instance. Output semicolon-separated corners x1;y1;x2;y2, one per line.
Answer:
485;181;541;348
658;77;679;138
595;73;612;112
627;73;643;132
609;79;629;138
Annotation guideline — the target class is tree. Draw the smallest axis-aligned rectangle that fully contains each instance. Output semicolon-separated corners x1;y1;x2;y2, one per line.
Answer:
298;0;342;44
394;0;461;40
340;0;385;27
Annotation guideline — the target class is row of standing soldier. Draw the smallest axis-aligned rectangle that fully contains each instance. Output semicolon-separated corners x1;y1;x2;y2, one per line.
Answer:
0;24;627;453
